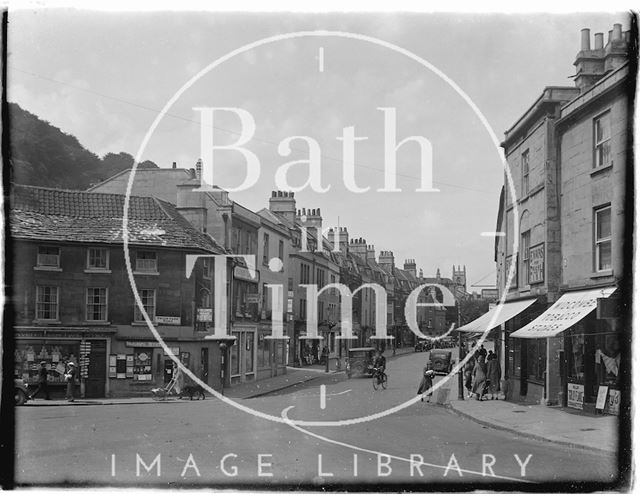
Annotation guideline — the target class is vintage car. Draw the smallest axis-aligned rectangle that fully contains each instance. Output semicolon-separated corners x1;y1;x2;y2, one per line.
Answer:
346;347;376;378
15;378;29;406
428;349;454;375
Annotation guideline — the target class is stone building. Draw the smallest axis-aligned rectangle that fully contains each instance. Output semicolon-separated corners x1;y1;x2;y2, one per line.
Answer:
496;24;631;413
11;184;225;398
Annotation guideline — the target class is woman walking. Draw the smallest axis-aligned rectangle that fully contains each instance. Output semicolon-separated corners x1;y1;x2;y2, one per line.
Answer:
486;352;501;399
464;354;475;398
471;354;488;400
417;364;436;402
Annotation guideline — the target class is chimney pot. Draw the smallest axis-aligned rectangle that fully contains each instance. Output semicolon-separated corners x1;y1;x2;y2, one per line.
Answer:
581;28;591;50
290;192;294;198
172;161;177;169
608;30;613;43
317;208;321;215
613;23;622;40
272;191;276;197
594;32;604;49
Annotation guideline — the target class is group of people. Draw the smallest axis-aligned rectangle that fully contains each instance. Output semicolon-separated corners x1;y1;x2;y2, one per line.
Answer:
29;360;77;402
463;345;502;400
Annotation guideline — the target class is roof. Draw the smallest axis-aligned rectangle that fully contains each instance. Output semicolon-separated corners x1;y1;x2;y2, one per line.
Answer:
10;184;226;253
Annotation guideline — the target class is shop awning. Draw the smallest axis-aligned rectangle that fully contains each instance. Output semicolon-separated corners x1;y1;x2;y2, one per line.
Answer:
509;287;617;339
457;298;537;333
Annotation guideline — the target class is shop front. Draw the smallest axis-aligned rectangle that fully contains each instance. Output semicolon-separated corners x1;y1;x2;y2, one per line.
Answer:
15;327;115;399
255;323;288;380
510;286;619;413
108;337;220;397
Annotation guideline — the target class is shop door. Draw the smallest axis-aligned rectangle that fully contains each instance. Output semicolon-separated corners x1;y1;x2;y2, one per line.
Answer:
201;348;209;385
85;340;106;398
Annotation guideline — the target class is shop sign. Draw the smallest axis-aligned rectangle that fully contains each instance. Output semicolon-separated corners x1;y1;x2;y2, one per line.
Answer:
528;243;545;284
234;265;259;282
246;293;259;304
197;308;213;322
156;316;181;325
595;386;608;410
605;389;620;416
163;347;180;357
567;383;584;410
125;341;163;348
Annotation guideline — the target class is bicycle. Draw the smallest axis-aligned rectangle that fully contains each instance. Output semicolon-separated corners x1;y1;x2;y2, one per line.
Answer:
372;367;388;390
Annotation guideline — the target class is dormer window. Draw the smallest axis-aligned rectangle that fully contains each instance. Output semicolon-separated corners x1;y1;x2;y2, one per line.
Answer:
37;246;60;268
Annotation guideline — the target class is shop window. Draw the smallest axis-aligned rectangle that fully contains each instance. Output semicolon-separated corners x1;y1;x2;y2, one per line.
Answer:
133;349;153;381
136;251;157;272
595;205;612;271
594;111;611;168
37;246;60;268
134;289;156;322
87;247;109;270
257;332;270;369
596;330;621;386
521;149;530;195
86;287;108;321
567;332;585;381
509;336;521;378
36;285;59;320
15;342;78;384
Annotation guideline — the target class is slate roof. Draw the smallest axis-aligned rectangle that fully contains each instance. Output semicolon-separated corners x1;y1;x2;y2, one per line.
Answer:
10;184;226;253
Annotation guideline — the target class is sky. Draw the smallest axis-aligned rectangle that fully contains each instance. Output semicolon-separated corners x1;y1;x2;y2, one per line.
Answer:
8;9;631;291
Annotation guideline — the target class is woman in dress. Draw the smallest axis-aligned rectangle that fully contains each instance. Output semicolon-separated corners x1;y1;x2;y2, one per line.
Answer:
471;354;488;400
464;354;476;398
417;364;435;402
486;352;502;399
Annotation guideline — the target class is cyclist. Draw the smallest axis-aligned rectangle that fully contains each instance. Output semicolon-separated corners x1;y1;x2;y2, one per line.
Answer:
372;350;387;384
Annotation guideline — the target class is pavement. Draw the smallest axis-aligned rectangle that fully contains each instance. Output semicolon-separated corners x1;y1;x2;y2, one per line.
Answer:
22;346;617;454
446;396;618;454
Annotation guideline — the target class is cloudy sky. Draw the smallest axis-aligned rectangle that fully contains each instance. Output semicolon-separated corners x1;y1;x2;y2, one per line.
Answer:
8;9;630;290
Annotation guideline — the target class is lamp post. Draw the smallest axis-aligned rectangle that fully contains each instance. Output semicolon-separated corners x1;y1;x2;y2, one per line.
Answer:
457;287;465;400
219;342;227;396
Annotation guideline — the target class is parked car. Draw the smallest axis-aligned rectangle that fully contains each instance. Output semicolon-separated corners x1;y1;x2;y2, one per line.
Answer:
15;378;29;406
428;349;453;375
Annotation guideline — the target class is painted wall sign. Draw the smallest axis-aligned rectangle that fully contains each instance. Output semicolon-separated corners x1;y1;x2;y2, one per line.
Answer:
528;243;545;284
197;308;213;322
156;316;182;325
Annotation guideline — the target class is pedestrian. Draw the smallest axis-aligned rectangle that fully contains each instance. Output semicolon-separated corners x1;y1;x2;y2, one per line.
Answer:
486;352;501;400
464;354;475;398
417;364;435;402
321;346;329;365
173;362;184;395
29;361;51;400
471;354;488;400
64;362;76;402
479;344;487;360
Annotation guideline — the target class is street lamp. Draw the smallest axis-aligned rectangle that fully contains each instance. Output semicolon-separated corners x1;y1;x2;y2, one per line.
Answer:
219;342;227;396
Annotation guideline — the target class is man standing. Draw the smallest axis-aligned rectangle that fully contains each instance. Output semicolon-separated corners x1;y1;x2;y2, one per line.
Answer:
65;362;76;402
29;361;50;400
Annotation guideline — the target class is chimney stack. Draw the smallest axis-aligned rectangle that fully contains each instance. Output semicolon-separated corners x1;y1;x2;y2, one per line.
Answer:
594;32;604;50
580;28;591;50
404;259;417;277
269;190;296;224
195;159;202;180
378;250;395;271
350;237;368;258
366;244;376;261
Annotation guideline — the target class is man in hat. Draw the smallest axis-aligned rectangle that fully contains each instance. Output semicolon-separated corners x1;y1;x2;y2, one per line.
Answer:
64;362;76;402
29;361;50;400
